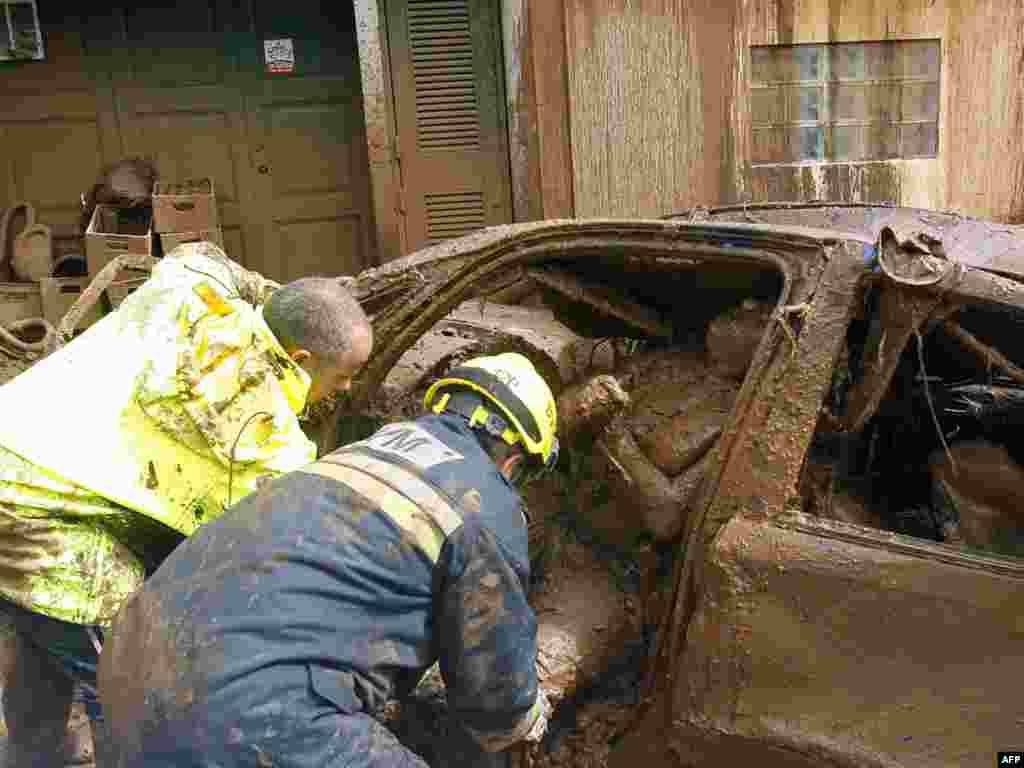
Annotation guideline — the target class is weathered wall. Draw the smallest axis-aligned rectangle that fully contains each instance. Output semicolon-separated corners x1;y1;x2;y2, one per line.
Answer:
737;0;1024;221
560;0;1024;222
941;0;1024;222
564;0;737;218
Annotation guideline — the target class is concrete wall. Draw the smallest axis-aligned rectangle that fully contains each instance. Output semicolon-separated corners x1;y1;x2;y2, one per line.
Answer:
558;0;1024;222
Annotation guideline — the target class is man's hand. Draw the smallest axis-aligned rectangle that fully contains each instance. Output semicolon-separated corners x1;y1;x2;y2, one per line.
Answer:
522;687;554;744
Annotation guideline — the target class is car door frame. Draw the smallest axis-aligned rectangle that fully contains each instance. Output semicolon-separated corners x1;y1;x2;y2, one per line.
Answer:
343;219;859;409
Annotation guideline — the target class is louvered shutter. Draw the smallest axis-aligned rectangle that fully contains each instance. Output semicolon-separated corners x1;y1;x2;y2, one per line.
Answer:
387;0;512;253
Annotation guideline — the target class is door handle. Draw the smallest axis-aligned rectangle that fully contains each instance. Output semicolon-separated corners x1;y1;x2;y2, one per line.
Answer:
253;145;270;175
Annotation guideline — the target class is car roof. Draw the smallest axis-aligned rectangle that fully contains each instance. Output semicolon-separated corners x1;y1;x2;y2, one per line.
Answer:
666;202;1024;280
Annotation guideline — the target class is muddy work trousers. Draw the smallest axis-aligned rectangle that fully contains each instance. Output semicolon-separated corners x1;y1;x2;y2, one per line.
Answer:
0;598;110;768
107;709;432;767
103;668;511;768
107;712;518;768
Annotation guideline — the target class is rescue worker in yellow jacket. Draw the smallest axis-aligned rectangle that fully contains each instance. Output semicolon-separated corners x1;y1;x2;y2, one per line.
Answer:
0;242;372;768
99;353;558;768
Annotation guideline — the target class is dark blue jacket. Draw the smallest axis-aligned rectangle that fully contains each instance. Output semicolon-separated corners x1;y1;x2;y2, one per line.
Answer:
103;414;541;760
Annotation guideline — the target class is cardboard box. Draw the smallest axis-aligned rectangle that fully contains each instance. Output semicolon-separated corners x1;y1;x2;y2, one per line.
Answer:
106;276;149;309
40;277;104;330
153;178;218;234
85;205;152;277
160;226;224;256
0;283;42;326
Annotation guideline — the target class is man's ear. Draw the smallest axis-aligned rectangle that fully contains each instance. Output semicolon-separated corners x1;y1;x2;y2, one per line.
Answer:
289;348;312;366
499;452;525;482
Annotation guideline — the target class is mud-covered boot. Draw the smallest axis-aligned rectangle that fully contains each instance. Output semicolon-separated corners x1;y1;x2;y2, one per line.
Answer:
2;630;74;768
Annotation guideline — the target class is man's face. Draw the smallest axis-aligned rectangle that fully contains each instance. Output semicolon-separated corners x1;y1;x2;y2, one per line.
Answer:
302;325;373;405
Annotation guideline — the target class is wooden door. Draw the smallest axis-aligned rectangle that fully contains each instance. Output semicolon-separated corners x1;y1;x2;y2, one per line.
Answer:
244;0;377;282
386;0;513;252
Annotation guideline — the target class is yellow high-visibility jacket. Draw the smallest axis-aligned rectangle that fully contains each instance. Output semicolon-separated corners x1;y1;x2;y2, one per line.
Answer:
0;243;315;624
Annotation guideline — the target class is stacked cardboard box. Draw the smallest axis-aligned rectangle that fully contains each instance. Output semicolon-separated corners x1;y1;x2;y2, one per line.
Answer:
153;178;223;255
81;204;154;320
84;205;153;277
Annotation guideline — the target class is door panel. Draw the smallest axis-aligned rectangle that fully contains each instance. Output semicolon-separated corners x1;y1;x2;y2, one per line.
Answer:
387;0;512;252
246;0;377;281
3;106;103;213
121;0;226;87
683;513;1024;768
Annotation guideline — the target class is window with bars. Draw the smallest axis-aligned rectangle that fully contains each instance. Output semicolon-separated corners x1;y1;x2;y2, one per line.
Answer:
750;40;940;165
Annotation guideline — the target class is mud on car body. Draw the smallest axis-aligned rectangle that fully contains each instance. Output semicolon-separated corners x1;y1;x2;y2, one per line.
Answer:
319;207;1024;768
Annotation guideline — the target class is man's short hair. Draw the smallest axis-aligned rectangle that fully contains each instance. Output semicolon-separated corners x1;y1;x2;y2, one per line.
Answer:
263;277;369;361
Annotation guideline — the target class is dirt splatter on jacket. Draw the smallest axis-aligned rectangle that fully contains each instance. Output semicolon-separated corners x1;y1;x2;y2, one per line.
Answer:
0;244;314;625
101;414;543;761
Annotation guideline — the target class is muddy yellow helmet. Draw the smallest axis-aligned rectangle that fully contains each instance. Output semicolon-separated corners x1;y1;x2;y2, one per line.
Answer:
424;352;559;469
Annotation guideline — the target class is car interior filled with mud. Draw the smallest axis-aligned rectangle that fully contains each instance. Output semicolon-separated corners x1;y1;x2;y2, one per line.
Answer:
307;207;1024;768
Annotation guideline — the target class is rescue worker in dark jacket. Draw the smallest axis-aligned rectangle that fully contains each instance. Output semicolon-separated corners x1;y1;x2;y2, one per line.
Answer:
97;352;559;767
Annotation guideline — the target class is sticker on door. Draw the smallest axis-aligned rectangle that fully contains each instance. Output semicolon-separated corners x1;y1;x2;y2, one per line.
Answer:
264;39;295;74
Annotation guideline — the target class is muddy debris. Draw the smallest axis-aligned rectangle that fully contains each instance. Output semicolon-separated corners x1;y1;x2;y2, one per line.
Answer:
560;299;768;542
556;375;630;442
705;298;773;379
529;698;636;768
379;538;652;768
930;440;1024;555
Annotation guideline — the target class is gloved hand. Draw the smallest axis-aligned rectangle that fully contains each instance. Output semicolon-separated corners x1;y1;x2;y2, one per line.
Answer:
522;687;555;744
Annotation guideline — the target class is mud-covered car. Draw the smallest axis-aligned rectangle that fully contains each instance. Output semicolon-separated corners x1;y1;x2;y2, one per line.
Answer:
310;204;1024;768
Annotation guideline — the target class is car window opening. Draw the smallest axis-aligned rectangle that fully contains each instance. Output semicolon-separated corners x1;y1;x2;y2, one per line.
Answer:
802;290;1024;559
367;252;785;754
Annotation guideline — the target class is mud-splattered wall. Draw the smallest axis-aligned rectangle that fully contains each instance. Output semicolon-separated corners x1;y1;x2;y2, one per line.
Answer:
564;0;736;218
559;0;1024;222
